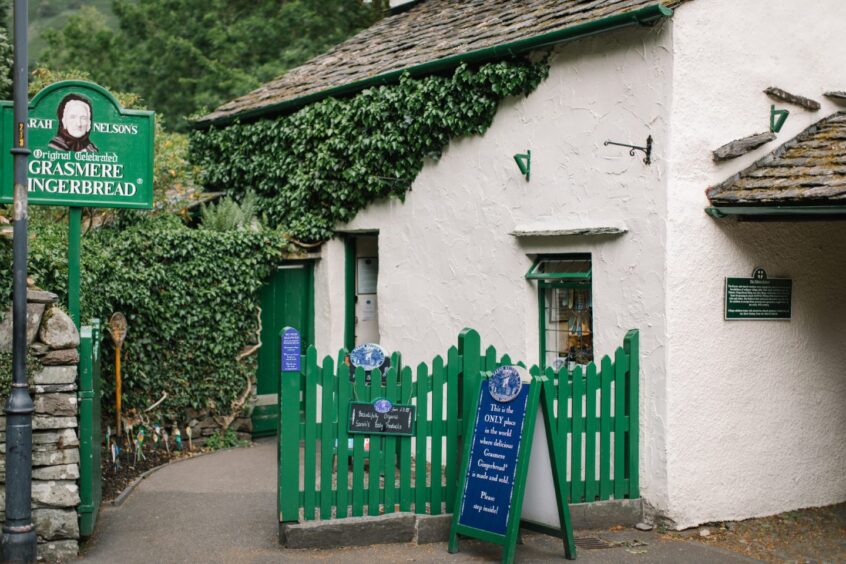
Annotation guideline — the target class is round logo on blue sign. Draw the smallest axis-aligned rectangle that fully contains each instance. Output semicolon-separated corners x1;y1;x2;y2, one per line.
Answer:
373;399;393;413
349;343;386;371
489;366;524;403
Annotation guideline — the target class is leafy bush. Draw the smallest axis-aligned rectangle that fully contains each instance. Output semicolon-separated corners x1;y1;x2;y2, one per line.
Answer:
189;59;549;242
203;428;248;450
2;214;293;418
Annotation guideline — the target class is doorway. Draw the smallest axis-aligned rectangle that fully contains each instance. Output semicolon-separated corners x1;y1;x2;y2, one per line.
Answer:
252;262;314;437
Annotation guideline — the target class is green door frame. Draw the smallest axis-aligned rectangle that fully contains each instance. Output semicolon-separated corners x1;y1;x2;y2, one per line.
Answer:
253;261;315;437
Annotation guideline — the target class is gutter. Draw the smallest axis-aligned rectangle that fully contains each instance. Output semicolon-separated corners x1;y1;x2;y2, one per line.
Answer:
196;3;673;129
706;205;846;219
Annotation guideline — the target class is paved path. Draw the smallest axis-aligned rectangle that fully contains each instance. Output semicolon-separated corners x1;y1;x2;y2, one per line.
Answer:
79;439;760;563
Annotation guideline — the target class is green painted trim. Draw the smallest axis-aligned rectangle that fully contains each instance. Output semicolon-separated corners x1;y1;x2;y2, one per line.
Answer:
538;281;546;370
707;205;846;218
197;4;673;128
68;208;82;328
344;237;356;350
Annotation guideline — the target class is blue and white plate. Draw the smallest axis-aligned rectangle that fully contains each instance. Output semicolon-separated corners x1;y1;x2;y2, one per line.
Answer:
373;398;393;413
489;365;527;403
350;343;386;372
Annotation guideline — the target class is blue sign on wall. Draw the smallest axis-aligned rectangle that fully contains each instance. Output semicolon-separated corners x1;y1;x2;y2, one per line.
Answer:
457;374;530;535
280;327;301;372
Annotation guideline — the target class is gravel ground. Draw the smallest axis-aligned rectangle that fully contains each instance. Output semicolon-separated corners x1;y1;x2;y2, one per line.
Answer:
661;502;846;563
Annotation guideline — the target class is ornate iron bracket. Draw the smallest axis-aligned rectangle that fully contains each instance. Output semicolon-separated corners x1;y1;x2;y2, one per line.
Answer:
604;135;652;165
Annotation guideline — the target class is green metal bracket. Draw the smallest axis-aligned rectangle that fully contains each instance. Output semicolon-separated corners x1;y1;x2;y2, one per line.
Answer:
770;105;789;133
514;150;531;181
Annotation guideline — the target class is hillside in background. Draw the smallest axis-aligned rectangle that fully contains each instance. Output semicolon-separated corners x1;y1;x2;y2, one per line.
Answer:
27;0;118;63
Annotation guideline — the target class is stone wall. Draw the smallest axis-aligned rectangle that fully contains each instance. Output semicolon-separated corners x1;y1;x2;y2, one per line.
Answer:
0;290;81;561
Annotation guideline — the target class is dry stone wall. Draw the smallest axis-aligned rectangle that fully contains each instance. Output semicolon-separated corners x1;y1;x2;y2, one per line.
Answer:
0;289;81;561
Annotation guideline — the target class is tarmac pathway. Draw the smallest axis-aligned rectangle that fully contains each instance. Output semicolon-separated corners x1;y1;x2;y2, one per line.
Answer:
78;438;760;563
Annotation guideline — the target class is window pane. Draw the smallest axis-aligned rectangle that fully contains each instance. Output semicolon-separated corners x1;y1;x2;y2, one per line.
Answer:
544;285;593;372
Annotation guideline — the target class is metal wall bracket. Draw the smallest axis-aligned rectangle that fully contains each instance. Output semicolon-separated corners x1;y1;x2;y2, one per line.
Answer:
604;135;652;165
770;105;789;133
514;150;531;181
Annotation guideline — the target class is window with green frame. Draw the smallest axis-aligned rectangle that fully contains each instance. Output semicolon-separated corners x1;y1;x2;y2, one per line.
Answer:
527;254;593;372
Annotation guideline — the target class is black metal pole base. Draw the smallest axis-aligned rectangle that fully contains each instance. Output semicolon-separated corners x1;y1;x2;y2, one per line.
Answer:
1;528;37;563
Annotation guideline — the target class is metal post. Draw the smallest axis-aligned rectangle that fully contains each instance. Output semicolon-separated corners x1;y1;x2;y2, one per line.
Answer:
68;207;81;327
2;0;37;561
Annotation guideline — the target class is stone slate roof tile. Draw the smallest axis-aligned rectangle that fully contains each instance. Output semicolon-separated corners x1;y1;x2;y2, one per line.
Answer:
707;112;846;205
198;0;681;126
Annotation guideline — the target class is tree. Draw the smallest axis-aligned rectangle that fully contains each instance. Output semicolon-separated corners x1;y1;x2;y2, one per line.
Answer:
0;0;13;100
41;0;387;130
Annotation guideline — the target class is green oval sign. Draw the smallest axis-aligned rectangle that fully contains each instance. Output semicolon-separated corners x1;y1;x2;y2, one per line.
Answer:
0;80;154;209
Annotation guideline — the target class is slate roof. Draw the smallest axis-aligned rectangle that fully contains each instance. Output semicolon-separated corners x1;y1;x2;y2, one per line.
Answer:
707;112;846;206
197;0;681;126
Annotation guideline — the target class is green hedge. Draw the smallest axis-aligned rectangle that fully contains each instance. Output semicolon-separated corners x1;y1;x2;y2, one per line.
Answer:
1;214;291;417
189;59;549;242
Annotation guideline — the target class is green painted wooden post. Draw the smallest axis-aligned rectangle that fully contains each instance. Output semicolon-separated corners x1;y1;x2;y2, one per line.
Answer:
445;346;460;510
351;367;367;516
278;331;302;523
585;361;599;502
430;355;445;515
303;347;318;519
383;367;399;513
368;374;385;516
335;350;350;518
77;325;95;536
623;329;640;498
414;363;429;513
539;368;577;560
484;345;496;372
614;347;626;500
600;355;613;500
319;356;335;519
399;366;413;511
571;365;584;502
458;328;481;429
67;207;82;327
557;365;571;500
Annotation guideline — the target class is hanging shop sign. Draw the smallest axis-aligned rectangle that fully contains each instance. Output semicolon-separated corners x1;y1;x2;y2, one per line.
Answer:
725;267;792;320
0;80;154;209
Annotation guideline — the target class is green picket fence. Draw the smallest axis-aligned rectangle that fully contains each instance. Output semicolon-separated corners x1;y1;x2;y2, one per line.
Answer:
78;319;103;538
278;328;639;523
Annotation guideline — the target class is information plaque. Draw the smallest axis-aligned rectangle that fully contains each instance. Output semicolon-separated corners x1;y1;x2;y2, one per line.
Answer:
725;268;792;320
280;327;301;372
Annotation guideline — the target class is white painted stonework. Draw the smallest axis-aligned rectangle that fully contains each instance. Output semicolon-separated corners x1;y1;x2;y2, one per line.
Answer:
310;0;846;530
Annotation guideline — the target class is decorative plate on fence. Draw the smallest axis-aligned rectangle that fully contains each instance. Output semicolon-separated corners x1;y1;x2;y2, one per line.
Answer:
349;343;386;372
489;365;528;403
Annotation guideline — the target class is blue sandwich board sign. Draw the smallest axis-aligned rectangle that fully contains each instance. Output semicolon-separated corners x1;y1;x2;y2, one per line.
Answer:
449;366;576;563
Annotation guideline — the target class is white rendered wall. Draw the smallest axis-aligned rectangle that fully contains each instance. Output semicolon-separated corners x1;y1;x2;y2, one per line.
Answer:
665;0;846;528
319;25;674;527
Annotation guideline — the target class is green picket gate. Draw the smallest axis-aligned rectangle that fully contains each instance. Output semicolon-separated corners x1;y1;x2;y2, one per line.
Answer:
277;328;640;523
78;319;102;538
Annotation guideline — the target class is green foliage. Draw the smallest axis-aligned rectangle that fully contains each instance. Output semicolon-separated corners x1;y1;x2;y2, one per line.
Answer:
199;192;258;232
0;0;12;100
189;60;549;242
203;428;248;450
2;214;293;418
0;353;42;400
41;0;387;130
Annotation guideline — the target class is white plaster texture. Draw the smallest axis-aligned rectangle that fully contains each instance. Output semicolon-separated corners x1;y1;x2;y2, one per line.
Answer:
318;24;674;528
664;0;846;528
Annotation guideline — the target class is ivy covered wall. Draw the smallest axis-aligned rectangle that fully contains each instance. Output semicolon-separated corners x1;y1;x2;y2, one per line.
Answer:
189;59;550;242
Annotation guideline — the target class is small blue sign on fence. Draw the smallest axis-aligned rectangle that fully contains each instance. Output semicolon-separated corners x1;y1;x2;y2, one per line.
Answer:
280;327;301;373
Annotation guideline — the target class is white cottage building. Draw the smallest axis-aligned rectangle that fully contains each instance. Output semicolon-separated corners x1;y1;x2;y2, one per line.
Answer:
197;0;846;530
